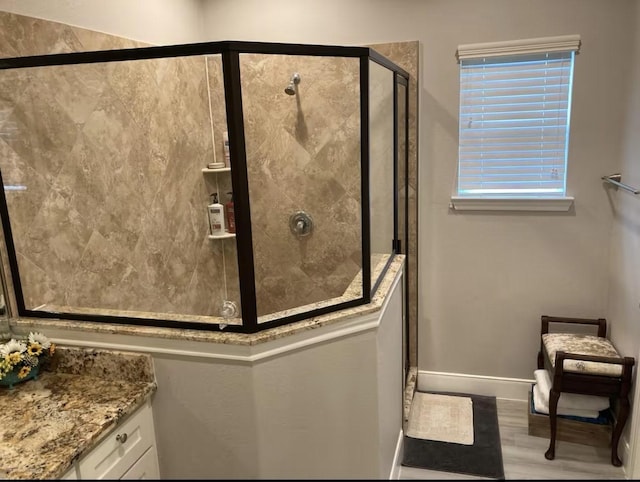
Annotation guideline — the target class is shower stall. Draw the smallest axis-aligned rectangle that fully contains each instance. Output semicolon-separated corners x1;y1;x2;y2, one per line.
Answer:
0;40;410;335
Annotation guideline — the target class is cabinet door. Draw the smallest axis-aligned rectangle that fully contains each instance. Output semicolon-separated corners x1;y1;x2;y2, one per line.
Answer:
77;401;156;480
120;446;160;480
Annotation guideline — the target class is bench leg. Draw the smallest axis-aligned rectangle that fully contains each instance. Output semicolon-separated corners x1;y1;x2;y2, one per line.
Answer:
611;396;630;467
545;388;561;461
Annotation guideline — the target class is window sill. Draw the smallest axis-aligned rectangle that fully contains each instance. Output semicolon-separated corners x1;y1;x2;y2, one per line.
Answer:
449;196;574;212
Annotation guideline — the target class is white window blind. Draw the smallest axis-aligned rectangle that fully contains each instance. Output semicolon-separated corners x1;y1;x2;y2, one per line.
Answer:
456;35;580;198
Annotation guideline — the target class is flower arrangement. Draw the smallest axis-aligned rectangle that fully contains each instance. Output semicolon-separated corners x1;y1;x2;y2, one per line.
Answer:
0;332;55;387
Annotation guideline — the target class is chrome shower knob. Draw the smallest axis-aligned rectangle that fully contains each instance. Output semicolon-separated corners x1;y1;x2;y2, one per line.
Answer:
289;211;313;237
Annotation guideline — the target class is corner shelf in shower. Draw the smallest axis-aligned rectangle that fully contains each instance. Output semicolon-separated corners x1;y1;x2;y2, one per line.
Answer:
208;232;236;240
203;167;234;240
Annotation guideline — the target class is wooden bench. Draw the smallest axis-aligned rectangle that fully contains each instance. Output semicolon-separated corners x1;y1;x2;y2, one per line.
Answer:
537;315;635;466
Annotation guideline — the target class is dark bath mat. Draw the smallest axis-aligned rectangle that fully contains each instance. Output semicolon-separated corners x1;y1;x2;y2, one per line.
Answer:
402;391;505;480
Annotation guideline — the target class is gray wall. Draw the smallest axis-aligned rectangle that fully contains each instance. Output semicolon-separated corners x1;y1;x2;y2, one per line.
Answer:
376;275;403;475
16;272;404;479
198;0;638;380
0;0;203;44
151;355;260;478
608;0;640;373
607;0;640;451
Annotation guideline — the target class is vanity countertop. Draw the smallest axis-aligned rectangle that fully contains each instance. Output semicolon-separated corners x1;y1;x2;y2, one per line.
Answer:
0;346;156;480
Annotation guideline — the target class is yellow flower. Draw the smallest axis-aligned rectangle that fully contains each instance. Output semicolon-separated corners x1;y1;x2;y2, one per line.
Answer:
7;352;21;365
0;358;10;376
18;366;31;379
27;342;43;356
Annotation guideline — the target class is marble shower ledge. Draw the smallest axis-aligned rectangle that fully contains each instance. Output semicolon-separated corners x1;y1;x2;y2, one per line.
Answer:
0;347;156;480
25;253;393;330
10;255;404;347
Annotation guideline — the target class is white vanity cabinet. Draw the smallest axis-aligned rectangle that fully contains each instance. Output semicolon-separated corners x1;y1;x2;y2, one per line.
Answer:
60;399;159;480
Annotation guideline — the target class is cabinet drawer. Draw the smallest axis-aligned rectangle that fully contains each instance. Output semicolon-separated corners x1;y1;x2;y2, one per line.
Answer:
120;446;160;480
77;402;155;480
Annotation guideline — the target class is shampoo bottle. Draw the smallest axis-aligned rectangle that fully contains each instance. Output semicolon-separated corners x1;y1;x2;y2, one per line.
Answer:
207;193;226;236
225;192;236;234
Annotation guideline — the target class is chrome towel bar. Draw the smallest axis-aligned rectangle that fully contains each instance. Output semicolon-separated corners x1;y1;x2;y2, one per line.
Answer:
601;173;639;195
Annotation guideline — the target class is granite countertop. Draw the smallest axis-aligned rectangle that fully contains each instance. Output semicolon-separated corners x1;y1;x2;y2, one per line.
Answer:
0;346;156;480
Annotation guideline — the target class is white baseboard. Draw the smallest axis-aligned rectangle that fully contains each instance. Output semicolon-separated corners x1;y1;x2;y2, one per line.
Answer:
389;429;403;479
417;370;534;401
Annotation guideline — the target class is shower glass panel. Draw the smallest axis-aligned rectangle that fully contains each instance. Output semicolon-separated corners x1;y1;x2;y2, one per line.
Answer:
396;78;409;374
368;60;395;290
0;41;409;333
238;53;364;323
397;80;408;259
0;55;242;327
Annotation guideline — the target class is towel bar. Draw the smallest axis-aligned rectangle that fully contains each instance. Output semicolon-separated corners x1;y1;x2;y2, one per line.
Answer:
601;173;639;195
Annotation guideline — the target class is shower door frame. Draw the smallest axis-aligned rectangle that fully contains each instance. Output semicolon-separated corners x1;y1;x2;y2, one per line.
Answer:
0;40;410;334
394;72;411;379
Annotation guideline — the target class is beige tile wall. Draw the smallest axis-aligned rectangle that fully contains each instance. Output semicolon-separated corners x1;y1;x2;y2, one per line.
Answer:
0;11;234;318
237;54;363;317
0;11;417;334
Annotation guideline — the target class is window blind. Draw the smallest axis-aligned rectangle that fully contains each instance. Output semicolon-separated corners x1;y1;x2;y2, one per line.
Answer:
457;49;576;197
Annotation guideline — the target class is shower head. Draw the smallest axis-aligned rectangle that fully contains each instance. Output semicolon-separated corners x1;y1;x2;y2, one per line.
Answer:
285;72;301;95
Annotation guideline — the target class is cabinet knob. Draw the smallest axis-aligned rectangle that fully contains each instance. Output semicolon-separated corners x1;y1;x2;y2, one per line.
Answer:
116;433;128;443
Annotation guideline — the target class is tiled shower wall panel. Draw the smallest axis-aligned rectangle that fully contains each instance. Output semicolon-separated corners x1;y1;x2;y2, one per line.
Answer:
0;11;236;317
0;11;418;335
226;54;363;317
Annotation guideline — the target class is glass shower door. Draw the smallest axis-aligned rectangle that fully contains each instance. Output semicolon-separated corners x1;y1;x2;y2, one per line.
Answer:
238;53;364;323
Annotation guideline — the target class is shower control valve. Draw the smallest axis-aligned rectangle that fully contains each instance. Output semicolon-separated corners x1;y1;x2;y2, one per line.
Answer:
289;211;313;237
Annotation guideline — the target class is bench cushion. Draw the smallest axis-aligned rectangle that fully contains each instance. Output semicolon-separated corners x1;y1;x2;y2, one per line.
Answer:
542;333;623;377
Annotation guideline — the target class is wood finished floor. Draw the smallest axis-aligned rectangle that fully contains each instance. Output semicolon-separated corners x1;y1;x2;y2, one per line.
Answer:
398;398;627;480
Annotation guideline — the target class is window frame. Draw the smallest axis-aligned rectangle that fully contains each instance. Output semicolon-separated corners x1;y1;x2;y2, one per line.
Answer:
451;35;580;212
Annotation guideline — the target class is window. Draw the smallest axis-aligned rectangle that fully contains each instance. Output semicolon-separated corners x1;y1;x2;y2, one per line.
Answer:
452;35;580;211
